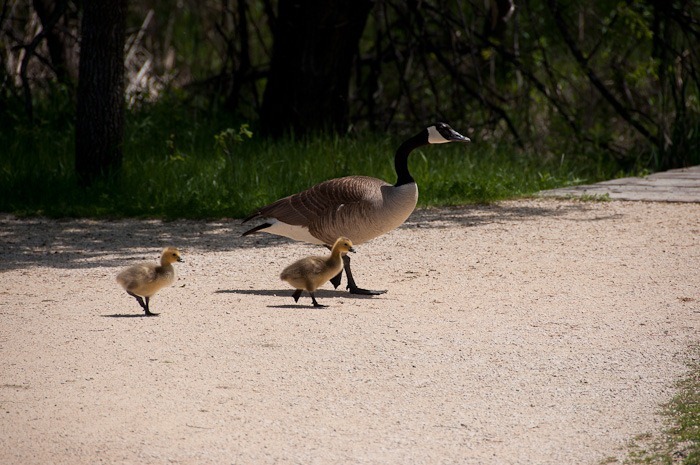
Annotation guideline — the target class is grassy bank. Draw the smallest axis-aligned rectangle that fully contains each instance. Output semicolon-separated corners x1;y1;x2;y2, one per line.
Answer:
0;101;621;219
619;352;700;465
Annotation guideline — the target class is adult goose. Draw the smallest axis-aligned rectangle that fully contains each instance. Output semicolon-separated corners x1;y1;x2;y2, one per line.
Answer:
242;122;470;294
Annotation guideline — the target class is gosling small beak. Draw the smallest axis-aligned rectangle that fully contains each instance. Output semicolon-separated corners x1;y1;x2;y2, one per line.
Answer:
348;247;356;253
177;257;184;262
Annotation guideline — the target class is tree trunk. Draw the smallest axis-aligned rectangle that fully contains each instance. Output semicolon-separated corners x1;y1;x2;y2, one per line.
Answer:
260;0;373;137
75;0;127;187
32;0;71;84
483;0;515;42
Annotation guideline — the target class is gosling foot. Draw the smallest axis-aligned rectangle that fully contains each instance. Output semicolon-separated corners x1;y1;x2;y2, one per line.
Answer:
310;293;327;308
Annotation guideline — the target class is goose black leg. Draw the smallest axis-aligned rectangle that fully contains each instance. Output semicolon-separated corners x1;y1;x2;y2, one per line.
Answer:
330;271;343;289
326;244;343;289
310;292;327;308
343;254;387;295
292;289;303;302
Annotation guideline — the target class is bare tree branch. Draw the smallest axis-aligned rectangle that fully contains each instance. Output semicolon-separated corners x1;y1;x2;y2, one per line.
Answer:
546;0;661;148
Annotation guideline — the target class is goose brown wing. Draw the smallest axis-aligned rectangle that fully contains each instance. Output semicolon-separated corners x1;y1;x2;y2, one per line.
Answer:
244;176;389;226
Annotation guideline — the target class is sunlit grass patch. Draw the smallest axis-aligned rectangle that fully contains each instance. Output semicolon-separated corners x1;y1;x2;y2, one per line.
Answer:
0;101;622;219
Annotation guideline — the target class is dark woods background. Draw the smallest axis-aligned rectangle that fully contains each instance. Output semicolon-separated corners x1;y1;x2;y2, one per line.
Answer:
1;0;699;184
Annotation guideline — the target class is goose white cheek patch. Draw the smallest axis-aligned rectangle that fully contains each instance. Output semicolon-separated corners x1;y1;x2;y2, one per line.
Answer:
427;126;451;144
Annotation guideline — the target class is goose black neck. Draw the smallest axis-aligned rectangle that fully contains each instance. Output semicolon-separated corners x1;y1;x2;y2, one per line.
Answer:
394;133;427;187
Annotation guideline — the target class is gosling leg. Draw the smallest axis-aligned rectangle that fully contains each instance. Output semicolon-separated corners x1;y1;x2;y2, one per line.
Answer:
128;291;147;310
310;292;327;308
143;296;159;317
343;254;387;295
291;289;303;303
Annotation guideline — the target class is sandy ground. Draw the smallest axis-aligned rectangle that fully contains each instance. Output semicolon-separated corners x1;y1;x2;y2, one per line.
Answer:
1;199;699;465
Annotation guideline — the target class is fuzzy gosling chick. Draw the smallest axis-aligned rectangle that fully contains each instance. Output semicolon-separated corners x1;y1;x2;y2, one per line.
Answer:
116;247;183;316
280;237;355;308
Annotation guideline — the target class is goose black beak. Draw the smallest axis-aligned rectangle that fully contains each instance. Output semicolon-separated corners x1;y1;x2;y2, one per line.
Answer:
449;129;470;143
435;123;471;143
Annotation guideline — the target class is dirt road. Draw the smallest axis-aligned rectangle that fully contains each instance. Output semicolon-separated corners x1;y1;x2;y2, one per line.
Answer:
1;199;698;464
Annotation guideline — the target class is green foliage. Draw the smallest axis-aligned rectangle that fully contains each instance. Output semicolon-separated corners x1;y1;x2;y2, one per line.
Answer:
214;124;254;157
669;371;700;464
4;1;700;172
0;98;623;219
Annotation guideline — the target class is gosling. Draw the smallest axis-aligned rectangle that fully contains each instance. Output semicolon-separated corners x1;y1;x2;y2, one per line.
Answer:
116;247;183;316
280;237;355;308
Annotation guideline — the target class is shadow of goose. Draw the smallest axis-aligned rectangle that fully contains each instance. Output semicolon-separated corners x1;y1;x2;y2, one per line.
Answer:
100;313;156;318
215;288;379;301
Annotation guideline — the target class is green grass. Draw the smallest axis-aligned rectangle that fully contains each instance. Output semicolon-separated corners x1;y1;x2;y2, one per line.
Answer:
0;98;621;219
621;352;700;464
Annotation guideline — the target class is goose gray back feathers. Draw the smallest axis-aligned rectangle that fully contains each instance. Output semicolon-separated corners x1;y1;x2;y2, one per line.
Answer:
244;175;418;245
242;123;469;250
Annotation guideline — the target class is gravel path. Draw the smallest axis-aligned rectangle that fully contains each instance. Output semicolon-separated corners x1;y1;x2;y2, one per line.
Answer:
1;199;699;464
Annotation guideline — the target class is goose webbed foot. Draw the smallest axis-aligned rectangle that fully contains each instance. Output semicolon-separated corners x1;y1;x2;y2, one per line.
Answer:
347;286;387;295
342;254;387;296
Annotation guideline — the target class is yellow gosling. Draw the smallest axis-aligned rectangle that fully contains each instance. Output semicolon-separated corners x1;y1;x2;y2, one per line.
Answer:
280;237;355;308
116;247;183;316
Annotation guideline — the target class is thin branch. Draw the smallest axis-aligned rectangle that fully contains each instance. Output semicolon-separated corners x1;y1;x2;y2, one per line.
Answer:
425;39;524;148
546;0;661;148
15;1;68;122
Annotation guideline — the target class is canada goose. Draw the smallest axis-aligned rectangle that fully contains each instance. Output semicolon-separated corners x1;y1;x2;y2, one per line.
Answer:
116;247;183;316
280;237;356;307
242;122;470;294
